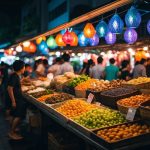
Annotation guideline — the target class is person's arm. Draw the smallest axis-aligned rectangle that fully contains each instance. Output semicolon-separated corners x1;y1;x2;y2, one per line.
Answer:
142;67;147;77
7;86;16;108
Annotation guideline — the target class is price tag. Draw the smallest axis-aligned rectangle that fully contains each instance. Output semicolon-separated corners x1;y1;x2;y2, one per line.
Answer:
87;93;94;103
126;108;137;121
95;102;101;106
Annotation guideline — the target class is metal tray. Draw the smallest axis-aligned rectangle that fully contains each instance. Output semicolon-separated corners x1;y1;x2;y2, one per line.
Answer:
91;120;150;149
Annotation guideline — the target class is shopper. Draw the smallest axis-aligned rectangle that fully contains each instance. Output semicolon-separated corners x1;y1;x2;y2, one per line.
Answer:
146;58;150;77
133;58;147;78
104;58;119;81
48;57;62;76
120;60;130;81
79;61;87;75
90;56;104;79
58;53;74;75
7;60;26;140
85;59;95;76
35;59;45;77
23;64;33;78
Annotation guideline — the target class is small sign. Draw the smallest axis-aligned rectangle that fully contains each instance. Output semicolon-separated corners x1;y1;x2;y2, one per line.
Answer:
95;102;101;106
126;108;137;121
87;93;94;103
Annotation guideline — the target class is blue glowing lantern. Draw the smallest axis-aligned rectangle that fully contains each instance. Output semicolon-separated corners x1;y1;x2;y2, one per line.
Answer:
105;31;116;45
125;6;141;28
96;20;108;37
108;14;124;34
124;28;138;44
147;20;150;34
46;36;57;49
89;34;99;46
38;41;49;54
78;32;89;46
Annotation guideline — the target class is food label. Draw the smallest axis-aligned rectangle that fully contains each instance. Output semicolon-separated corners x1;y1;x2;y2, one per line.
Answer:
87;93;94;103
126;108;137;121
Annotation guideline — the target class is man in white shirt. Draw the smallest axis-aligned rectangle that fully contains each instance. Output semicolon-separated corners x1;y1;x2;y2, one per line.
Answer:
58;53;74;75
90;56;104;79
48;57;61;76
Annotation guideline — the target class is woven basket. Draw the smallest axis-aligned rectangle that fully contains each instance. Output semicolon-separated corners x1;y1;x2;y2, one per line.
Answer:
75;89;86;98
139;100;150;121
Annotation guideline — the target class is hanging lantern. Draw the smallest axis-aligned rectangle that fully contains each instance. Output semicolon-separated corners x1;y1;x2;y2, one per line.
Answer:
135;51;147;62
22;41;30;47
89;34;99;46
38;41;48;51
55;33;66;46
70;32;78;46
124;28;137;44
62;29;74;44
78;32;89;46
96;20;108;37
125;6;141;28
147;20;150;34
108;14;124;34
28;43;36;53
16;45;22;52
105;31;116;45
4;49;13;55
83;23;96;38
36;36;46;44
46;36;57;49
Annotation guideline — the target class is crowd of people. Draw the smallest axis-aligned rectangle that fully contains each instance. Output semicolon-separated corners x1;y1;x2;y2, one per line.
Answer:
0;53;150;140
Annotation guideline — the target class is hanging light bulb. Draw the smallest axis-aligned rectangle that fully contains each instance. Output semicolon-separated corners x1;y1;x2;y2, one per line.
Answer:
46;36;57;49
89;34;99;46
125;6;141;28
105;31;116;45
55;33;66;46
78;32;89;46
16;45;22;52
83;23;96;38
108;14;124;34
62;29;74;44
23;41;30;47
96;20;108;37
36;36;46;44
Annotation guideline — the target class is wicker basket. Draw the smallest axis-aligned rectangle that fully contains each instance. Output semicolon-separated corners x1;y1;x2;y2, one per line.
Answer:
75;89;86;98
139;100;150;121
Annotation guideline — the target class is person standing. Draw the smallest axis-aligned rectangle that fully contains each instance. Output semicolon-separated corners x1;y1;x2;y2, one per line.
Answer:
133;58;147;78
7;60;26;140
146;58;150;77
90;56;104;79
104;58;119;81
58;53;74;75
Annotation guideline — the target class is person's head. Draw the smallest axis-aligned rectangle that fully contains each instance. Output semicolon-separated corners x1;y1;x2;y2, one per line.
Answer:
13;60;25;74
109;58;115;65
88;59;94;67
140;58;147;66
55;57;62;64
62;53;70;62
25;64;32;73
97;56;103;64
121;60;129;69
43;59;48;67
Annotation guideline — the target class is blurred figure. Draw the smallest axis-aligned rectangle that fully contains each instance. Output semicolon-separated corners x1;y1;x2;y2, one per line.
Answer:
79;62;87;75
48;57;62;76
58;53;74;75
23;64;32;78
85;59;95;76
146;58;150;77
133;58;147;78
90;56;104;79
104;58;119;81
120;60;130;81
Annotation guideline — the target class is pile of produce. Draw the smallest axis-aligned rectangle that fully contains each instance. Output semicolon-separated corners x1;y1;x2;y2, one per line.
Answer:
45;93;74;104
38;94;54;102
68;75;90;88
97;123;150;143
88;80;125;92
56;99;96;118
101;87;138;97
75;79;97;91
27;87;45;94
31;89;53;98
117;95;150;108
73;108;126;129
126;77;150;85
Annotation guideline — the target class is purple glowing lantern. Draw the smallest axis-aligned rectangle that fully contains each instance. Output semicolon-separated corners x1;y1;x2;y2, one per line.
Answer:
89;34;99;46
147;20;150;34
105;31;116;45
124;28;137;44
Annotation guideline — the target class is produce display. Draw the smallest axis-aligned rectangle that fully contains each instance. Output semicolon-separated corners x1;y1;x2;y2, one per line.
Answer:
126;77;150;85
27;87;45;94
56;99;96;118
45;93;74;104
73;108;126;129
101;87;138;97
31;89;53;98
68;75;90;88
96;123;150;143
88;80;125;92
22;85;35;92
117;94;150;108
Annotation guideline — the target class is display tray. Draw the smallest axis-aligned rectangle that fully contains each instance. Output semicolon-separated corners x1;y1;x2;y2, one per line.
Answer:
91;120;150;150
63;85;75;96
100;87;140;109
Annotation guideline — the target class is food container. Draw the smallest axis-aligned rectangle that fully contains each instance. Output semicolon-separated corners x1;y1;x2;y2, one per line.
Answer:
100;87;140;109
63;85;75;96
91;120;150;150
